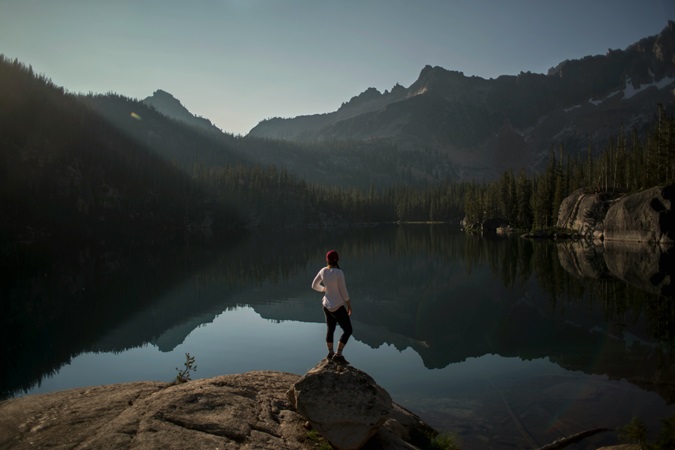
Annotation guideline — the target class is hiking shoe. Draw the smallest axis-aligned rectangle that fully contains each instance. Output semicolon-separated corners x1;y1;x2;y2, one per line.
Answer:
325;351;335;361
331;353;349;365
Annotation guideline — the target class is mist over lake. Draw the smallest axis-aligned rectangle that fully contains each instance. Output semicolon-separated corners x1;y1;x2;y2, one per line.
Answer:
4;224;673;449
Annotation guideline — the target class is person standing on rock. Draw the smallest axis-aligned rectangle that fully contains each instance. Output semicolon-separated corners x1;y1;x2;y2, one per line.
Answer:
311;250;353;364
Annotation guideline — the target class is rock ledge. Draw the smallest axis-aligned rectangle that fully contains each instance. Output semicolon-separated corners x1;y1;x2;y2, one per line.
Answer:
0;369;436;449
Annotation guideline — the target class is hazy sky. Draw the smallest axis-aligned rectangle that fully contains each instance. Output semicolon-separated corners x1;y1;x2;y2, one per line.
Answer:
1;1;674;135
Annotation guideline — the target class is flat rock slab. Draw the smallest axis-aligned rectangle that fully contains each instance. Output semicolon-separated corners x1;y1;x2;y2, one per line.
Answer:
0;370;437;450
0;371;308;450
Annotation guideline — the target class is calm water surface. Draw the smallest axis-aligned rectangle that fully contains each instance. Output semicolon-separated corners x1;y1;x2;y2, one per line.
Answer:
4;225;674;449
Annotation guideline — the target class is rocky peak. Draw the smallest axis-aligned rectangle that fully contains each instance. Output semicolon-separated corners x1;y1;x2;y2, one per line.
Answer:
414;65;465;86
417;64;456;79
390;82;406;95
339;87;383;111
407;64;484;100
143;89;221;134
143;89;183;111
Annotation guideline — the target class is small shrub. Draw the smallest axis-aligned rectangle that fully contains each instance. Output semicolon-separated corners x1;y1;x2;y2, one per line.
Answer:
618;417;648;447
305;430;332;450
617;415;675;450
428;431;460;450
656;414;675;449
175;352;197;383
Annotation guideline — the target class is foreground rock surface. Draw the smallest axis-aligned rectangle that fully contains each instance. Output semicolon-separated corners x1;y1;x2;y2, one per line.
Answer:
0;370;436;450
287;359;394;450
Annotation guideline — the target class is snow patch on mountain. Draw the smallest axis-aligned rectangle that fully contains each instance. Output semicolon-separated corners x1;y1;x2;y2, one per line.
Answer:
623;75;675;99
585;74;675;107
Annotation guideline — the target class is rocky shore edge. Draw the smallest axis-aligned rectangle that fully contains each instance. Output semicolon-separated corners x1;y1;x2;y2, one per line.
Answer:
0;360;638;450
0;362;441;450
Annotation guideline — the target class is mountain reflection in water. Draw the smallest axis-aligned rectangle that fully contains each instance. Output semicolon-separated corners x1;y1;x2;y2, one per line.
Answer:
3;225;674;449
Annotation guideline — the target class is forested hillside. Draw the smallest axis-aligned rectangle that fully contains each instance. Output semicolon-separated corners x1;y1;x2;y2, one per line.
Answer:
0;55;242;248
86;91;455;190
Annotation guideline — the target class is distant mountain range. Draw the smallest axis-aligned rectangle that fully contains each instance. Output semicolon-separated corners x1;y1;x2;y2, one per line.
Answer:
70;21;675;185
244;20;675;179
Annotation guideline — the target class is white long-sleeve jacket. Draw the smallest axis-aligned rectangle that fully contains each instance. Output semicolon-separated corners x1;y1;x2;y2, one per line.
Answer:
311;267;350;312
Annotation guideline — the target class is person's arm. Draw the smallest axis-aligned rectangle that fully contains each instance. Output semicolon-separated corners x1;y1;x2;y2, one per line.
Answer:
338;272;351;314
311;270;326;293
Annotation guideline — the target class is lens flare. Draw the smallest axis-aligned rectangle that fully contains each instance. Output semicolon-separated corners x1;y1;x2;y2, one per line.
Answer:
130;112;142;120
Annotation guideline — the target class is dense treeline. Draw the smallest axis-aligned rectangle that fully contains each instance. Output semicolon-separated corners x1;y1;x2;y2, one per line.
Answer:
193;163;471;227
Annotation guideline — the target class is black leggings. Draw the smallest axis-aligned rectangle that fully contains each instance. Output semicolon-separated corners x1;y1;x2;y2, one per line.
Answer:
324;306;353;345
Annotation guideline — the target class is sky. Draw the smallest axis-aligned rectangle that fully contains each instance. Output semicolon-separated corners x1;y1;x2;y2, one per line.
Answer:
1;1;674;136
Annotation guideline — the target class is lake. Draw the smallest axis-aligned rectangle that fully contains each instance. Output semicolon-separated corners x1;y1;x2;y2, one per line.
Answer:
3;224;674;449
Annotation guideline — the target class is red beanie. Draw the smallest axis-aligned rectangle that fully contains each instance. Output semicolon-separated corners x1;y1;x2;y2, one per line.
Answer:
326;250;339;263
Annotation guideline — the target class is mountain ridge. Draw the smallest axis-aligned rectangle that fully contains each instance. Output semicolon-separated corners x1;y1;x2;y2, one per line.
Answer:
248;20;675;179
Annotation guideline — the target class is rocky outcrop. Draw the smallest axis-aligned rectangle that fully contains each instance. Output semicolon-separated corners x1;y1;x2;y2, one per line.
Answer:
603;184;675;244
460;217;509;233
0;369;437;450
287;359;393;450
556;184;675;245
556;188;616;239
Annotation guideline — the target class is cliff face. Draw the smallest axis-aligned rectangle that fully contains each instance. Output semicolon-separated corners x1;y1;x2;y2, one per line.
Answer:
557;184;675;244
604;184;675;244
556;188;615;240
